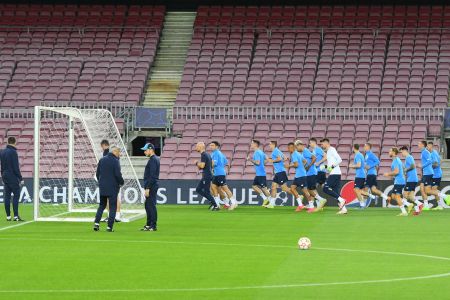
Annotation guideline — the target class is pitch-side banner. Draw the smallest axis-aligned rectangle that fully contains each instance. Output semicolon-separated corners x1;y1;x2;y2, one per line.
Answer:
1;179;449;207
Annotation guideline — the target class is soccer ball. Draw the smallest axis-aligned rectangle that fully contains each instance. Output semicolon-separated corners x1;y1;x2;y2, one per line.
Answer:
298;237;311;250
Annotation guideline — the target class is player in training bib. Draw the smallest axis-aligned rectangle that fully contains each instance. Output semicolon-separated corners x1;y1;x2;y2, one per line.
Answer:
267;141;292;209
319;138;348;214
247;139;271;207
286;142;310;212
400;146;423;215
384;147;408;216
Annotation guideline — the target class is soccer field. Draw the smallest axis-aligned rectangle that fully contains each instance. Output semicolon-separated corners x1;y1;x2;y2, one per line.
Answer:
0;205;449;300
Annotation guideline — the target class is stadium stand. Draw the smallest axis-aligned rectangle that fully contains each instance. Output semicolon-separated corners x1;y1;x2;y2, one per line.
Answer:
0;4;164;107
163;5;450;180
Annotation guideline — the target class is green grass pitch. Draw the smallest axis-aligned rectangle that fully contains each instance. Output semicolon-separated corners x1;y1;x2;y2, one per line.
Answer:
0;205;450;300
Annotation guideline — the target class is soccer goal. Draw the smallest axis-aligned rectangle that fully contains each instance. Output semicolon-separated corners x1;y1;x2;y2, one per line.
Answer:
33;106;145;222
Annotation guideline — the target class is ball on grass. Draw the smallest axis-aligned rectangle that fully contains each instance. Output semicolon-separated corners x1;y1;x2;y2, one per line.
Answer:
298;237;311;250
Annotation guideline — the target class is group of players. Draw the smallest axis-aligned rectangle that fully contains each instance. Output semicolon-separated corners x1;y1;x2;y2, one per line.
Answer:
194;138;450;216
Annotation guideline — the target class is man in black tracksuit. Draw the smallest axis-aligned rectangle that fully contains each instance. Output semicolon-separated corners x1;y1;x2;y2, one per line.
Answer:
93;146;124;232
195;142;219;210
141;143;160;231
0;137;24;221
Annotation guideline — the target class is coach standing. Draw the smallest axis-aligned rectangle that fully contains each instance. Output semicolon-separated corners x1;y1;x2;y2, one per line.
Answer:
141;143;160;231
93;146;124;232
0;137;24;221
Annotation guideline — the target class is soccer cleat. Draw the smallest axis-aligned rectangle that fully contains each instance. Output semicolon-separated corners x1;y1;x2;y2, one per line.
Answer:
397;212;408;217
210;206;220;211
106;227;114;232
101;217;108;223
406;203;414;214
13;216;24;222
315;199;327;212
93;224;100;231
413;204;424;216
265;204;275;209
141;226;157;231
422;206;430;211
432;206;444;211
307;207;315;213
336;209;348;215
295;205;305;212
228;203;238;211
6;216;11;222
115;218;122;223
445;195;450;206
262;199;270;207
223;204;230;209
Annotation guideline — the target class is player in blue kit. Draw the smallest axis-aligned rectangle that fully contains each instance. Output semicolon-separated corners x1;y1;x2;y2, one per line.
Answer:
427;141;449;210
267;141;292;209
417;140;447;210
349;144;369;209
309;138;328;207
286;142;310;212
400;146;423;215
247;139;271;207
363;143;389;203
295;140;326;213
209;141;238;210
383;147;408;216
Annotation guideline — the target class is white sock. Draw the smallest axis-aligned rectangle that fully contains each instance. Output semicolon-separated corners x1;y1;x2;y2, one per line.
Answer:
214;196;221;206
424;200;429;206
400;206;407;213
269;197;276;206
340;205;347;213
338;197;346;203
368;194;376;200
381;193;388;200
229;197;237;205
308;201;314;208
116;212;121;219
402;199;409;206
315;194;326;201
415;199;422;205
360;201;365;207
296;197;304;206
260;193;266;200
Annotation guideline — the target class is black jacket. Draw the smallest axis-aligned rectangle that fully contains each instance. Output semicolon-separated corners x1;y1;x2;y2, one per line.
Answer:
96;153;124;196
143;155;160;188
0;145;22;184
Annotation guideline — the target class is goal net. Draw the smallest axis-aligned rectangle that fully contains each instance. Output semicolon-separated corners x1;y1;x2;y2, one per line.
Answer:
33;106;145;222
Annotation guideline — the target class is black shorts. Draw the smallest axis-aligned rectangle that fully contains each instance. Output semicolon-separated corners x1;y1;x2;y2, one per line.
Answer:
392;184;405;195
421;175;433;186
306;175;317;190
354;178;365;189
365;174;378;188
252;176;267;188
432;177;441;187
212;175;227;187
404;182;417;192
292;176;307;188
273;171;288;185
317;171;326;185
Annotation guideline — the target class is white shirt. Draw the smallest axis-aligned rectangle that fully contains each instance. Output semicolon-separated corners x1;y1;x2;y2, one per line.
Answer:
325;146;342;175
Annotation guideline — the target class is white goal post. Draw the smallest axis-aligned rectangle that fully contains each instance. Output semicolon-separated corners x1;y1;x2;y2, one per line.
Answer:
33;106;145;222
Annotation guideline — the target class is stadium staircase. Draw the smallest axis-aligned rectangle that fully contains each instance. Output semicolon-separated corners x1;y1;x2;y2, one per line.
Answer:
142;11;196;109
